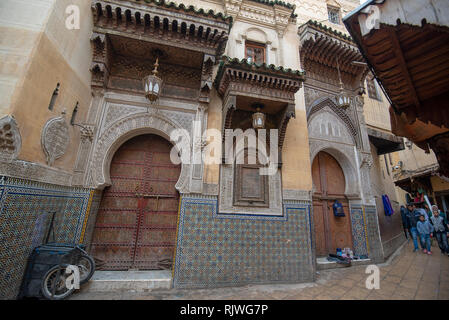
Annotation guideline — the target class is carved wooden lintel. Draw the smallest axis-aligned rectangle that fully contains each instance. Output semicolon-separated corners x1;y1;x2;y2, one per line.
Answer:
222;95;237;141
90;32;111;88
199;54;216;104
278;103;296;150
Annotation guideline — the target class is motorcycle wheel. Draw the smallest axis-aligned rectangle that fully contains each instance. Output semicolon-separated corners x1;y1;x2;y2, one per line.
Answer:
78;254;95;285
41;265;75;300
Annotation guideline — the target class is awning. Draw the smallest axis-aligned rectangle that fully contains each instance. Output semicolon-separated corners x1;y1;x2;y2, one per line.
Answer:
344;0;449;176
367;127;404;155
394;164;439;194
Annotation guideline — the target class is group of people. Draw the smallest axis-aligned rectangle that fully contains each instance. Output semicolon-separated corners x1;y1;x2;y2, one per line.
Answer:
400;203;449;256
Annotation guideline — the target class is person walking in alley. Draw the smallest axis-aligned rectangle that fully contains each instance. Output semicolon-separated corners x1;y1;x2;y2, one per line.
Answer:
400;205;411;239
407;203;425;252
417;214;433;255
430;205;449;256
415;203;429;221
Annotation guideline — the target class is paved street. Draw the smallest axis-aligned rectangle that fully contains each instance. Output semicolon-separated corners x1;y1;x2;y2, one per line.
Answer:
71;241;449;300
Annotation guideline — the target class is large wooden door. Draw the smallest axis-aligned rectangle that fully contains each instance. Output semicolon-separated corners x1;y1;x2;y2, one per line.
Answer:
312;152;353;256
91;134;181;270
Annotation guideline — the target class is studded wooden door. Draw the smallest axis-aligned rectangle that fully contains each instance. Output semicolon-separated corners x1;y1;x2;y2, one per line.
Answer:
312;151;353;257
91;134;181;270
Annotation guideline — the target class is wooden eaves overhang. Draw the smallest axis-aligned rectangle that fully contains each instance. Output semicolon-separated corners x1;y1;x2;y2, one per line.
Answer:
213;57;305;157
92;0;232;57
344;0;449;176
214;56;305;100
394;164;439;194
299;20;404;153
298;20;368;92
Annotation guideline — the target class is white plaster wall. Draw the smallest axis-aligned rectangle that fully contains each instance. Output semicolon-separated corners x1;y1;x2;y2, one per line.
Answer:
44;0;93;87
225;21;281;65
294;0;360;33
0;0;55;115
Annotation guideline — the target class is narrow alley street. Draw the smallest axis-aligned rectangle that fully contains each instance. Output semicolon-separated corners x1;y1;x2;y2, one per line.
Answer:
71;241;449;300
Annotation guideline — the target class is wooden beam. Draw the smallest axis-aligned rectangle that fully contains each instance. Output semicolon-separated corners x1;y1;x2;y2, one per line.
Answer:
387;28;421;110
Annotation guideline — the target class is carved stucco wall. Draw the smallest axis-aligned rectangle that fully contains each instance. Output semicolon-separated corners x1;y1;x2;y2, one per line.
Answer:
308;99;361;198
77;92;199;194
307;94;384;261
219;145;283;216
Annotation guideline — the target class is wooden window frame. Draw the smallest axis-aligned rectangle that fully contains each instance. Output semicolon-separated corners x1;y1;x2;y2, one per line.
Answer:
233;149;269;208
328;7;341;25
245;41;266;64
367;76;382;101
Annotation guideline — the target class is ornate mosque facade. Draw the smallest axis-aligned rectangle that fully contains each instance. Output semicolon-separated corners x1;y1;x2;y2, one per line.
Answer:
0;0;405;299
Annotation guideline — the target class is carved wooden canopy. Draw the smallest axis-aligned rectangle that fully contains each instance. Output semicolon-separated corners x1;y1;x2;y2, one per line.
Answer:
299;20;368;92
214;57;305;102
90;0;230;103
214;57;305;158
92;0;232;57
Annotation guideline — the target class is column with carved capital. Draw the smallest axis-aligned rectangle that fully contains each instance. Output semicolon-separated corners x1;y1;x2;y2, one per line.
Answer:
72;32;110;187
353;95;384;261
189;103;208;194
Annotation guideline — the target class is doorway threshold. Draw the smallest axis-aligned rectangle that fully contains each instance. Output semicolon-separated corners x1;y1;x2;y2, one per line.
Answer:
316;257;371;270
82;270;173;292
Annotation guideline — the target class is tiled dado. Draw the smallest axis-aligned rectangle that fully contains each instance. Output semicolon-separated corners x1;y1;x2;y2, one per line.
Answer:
173;196;314;288
364;205;385;262
0;176;98;299
349;206;369;257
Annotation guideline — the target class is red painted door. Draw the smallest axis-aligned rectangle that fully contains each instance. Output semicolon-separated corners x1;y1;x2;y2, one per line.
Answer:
90;134;181;270
312;151;353;256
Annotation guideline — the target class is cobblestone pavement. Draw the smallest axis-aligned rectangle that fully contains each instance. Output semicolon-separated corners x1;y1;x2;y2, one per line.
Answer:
71;241;449;300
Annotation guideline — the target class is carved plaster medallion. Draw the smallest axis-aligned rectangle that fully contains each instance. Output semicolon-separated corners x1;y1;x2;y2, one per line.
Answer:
0;115;21;162
41;113;70;166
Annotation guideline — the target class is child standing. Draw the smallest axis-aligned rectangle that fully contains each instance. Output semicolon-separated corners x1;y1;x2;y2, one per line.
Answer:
430;205;449;256
417;214;433;254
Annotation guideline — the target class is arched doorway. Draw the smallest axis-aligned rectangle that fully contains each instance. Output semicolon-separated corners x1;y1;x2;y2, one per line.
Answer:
312;151;353;256
91;134;181;270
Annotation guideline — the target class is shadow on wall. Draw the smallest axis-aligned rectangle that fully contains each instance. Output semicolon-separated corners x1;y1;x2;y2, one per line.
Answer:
375;197;406;259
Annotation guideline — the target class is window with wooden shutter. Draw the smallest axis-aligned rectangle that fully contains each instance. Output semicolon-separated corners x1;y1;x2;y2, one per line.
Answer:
234;149;269;207
245;41;266;64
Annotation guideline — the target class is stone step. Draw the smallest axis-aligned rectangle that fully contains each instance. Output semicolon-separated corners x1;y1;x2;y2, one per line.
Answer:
81;270;173;292
316;257;371;270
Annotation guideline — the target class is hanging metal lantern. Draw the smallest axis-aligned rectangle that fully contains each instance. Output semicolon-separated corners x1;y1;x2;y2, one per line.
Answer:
335;56;351;109
143;58;163;103
252;107;266;129
336;91;351;109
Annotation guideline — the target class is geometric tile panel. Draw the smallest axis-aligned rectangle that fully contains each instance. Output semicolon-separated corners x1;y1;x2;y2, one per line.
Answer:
0;176;94;299
364;205;384;262
349;206;369;257
173;196;314;288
